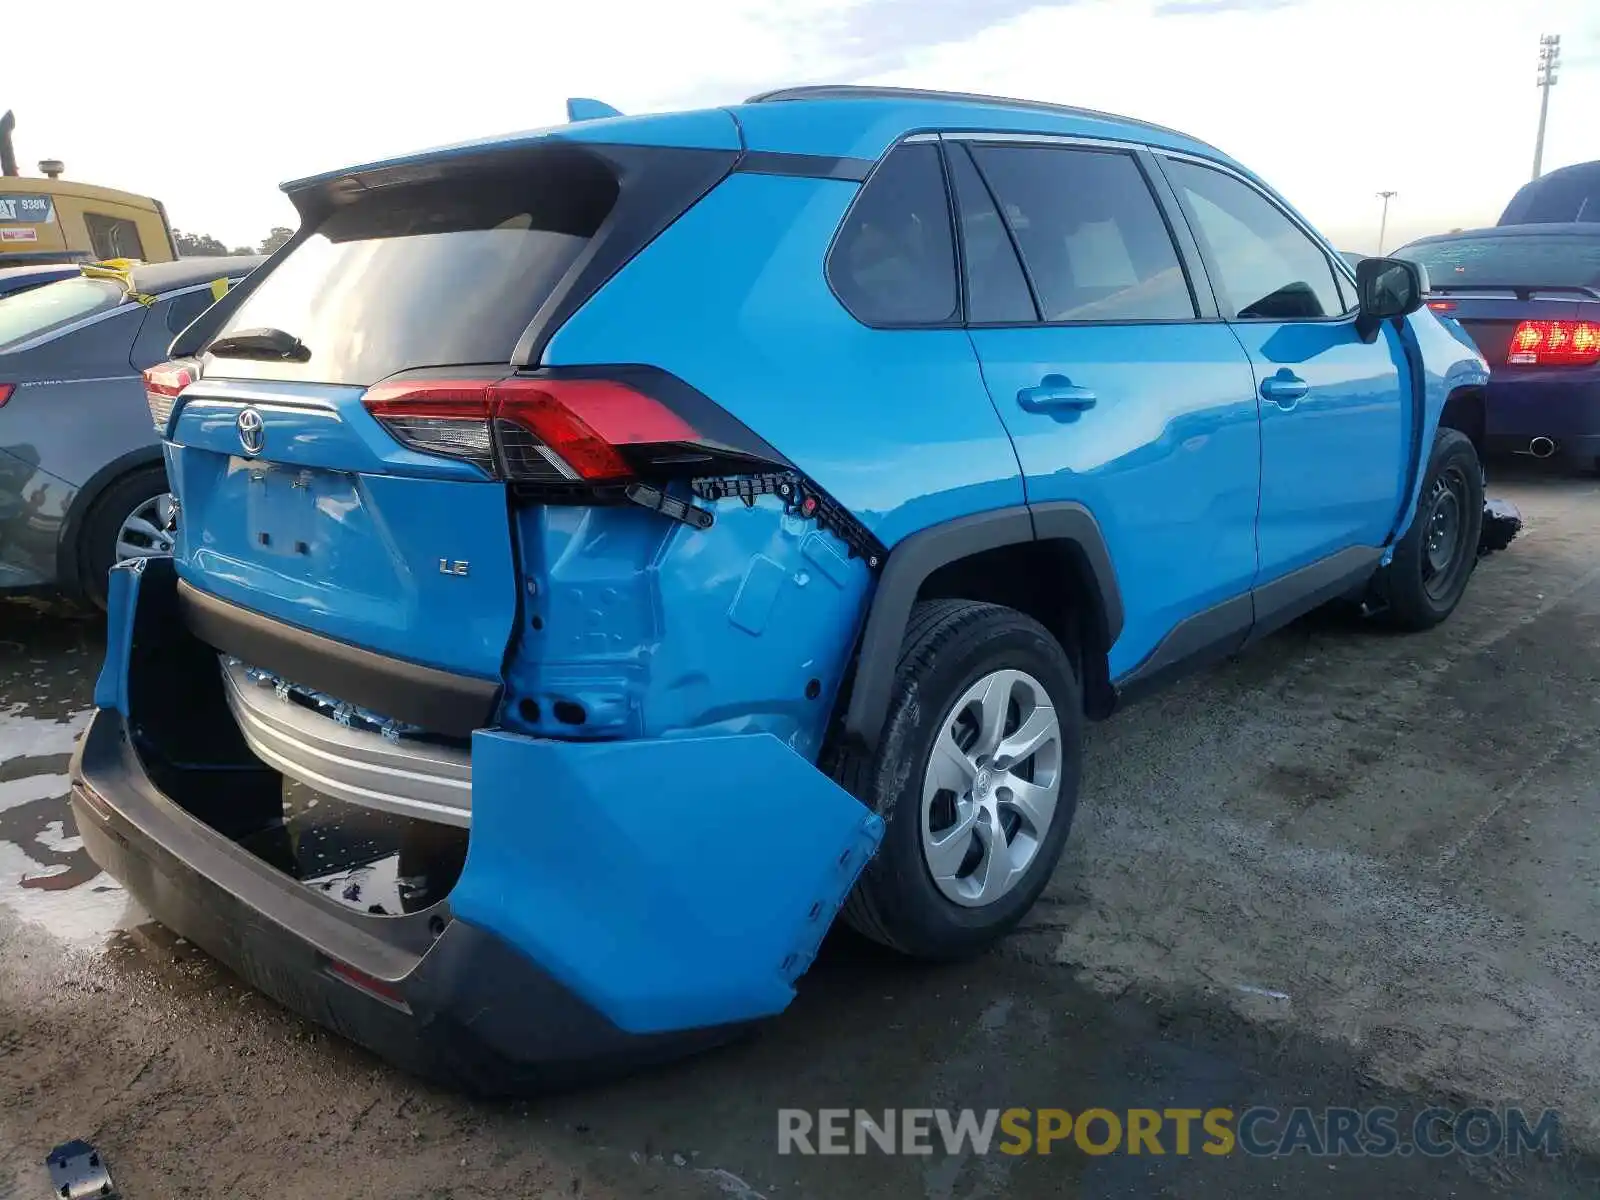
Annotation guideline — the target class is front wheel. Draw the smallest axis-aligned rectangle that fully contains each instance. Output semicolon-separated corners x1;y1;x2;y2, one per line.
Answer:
1379;428;1484;631
833;599;1083;960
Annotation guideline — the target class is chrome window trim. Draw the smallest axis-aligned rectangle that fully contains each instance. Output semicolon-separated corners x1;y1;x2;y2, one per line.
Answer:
2;278;243;355
942;130;1153;154
176;398;341;419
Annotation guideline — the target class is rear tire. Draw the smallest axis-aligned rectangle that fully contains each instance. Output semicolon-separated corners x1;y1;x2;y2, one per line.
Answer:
1379;428;1483;631
77;466;175;610
832;600;1082;960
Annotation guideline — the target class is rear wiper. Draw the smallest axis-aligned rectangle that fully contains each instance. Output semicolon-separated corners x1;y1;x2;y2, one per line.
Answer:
207;327;311;362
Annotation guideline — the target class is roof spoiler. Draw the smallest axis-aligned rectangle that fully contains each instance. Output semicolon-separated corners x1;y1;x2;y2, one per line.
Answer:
566;98;623;122
0;111;17;177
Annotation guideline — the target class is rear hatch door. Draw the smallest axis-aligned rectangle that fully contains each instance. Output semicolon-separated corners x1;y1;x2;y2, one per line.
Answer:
166;129;738;695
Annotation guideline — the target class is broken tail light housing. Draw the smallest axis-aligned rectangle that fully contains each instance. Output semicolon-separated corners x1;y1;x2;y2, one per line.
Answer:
1507;320;1600;366
361;369;785;487
143;360;198;432
363;367;887;558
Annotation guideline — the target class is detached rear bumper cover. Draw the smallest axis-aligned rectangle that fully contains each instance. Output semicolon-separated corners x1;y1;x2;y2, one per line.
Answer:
76;557;883;1089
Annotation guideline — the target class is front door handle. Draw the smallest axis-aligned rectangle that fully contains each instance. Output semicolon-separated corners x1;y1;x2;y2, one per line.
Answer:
1018;374;1098;420
1259;371;1309;408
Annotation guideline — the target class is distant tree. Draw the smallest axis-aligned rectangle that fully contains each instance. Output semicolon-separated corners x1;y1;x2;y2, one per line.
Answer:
174;229;229;257
258;226;294;254
230;246;254;256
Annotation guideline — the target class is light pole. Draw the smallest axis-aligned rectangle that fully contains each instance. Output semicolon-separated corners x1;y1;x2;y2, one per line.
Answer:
1534;33;1561;180
1376;191;1397;254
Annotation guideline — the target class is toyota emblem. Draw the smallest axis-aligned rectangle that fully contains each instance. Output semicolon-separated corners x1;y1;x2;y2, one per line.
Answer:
236;407;264;455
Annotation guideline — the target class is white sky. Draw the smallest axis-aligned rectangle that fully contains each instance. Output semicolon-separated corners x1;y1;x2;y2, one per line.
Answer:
6;0;1596;253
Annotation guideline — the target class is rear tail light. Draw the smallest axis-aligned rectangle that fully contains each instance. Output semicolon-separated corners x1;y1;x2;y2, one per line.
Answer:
368;369;885;560
0;383;13;409
143;360;198;432
1427;300;1456;313
1507;320;1600;366
362;371;772;486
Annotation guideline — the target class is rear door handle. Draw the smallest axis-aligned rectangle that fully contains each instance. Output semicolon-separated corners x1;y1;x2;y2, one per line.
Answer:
1259;372;1309;408
1017;374;1098;420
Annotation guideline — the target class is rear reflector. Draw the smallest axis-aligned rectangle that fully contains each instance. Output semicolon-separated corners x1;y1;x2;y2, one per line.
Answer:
1427;300;1456;313
1507;320;1600;366
143;360;198;432
325;959;410;1011
363;372;746;484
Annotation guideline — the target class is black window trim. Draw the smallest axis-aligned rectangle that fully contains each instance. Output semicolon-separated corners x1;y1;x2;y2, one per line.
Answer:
1153;149;1359;325
942;140;1041;324
956;137;1211;328
823;138;967;331
826;129;1360;334
965;137;1212;328
1;277;246;356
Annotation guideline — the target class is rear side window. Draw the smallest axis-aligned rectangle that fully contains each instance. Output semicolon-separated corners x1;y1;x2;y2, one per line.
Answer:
947;144;1037;324
165;287;216;334
132;286;228;365
0;276;125;351
208;150;620;386
970;145;1196;323
1165;160;1343;320
829;144;959;326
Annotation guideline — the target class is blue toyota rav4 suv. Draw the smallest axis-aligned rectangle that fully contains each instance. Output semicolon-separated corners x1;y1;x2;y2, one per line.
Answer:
73;86;1517;1090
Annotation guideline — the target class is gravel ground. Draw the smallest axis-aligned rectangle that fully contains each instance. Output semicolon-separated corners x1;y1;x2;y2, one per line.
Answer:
1;463;1598;1199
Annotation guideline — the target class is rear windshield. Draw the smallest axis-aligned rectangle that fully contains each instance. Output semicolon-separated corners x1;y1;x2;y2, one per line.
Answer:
1397;234;1600;290
206;153;619;386
0;276;126;351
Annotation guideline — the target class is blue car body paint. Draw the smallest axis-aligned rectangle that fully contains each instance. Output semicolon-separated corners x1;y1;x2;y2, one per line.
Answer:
74;89;1514;1070
453;728;883;1034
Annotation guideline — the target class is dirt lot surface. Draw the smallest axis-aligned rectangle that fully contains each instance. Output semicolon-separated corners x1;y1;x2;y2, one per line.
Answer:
1;463;1598;1199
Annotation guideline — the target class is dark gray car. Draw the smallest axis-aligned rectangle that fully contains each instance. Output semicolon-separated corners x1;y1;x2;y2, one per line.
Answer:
0;255;263;604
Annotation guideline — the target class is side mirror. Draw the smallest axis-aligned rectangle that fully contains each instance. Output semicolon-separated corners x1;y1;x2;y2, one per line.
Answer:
1355;256;1428;341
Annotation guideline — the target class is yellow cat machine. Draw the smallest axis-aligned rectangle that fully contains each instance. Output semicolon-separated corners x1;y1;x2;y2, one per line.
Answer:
0;110;178;268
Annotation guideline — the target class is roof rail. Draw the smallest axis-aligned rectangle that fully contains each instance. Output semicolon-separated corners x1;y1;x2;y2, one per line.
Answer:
743;84;1201;145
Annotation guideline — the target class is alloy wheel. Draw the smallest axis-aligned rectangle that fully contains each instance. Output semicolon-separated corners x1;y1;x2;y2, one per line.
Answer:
115;492;177;562
920;668;1063;908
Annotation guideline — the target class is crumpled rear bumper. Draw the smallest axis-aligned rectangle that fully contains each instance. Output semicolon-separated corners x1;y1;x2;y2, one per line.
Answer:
74;556;883;1091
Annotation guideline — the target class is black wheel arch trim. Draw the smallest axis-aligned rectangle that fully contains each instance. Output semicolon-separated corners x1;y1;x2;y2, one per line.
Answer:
55;446;167;597
1384;317;1431;546
1028;501;1124;648
840;502;1123;753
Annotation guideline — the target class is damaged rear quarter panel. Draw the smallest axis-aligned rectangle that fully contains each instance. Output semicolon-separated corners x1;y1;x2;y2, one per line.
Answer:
524;171;1017;752
523;172;1025;754
501;495;871;760
537;172;1026;549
